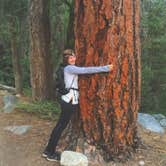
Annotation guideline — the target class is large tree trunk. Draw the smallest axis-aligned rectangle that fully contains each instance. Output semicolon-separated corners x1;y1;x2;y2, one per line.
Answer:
29;0;53;101
74;0;140;162
56;0;141;163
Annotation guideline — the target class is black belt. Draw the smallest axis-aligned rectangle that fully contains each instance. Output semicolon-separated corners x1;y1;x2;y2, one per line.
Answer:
69;88;79;91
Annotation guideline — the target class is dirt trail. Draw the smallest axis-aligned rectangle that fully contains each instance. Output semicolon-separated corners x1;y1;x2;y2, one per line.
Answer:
0;95;166;166
0;110;59;166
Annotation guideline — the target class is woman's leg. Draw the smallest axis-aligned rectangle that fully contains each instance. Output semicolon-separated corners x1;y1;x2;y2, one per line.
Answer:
45;100;76;155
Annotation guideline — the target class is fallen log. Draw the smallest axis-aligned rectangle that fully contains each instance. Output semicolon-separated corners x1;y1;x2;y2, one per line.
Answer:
0;84;16;93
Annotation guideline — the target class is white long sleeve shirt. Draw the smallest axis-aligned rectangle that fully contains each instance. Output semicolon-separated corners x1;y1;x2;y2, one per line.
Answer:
61;65;110;105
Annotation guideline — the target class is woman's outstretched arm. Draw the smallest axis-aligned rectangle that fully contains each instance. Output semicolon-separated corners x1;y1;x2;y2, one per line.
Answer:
64;65;113;75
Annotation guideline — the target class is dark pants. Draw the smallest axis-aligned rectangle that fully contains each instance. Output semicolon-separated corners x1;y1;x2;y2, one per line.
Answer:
45;99;78;155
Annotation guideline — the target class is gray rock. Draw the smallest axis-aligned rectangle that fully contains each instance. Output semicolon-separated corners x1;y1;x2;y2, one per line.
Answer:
4;125;32;135
2;103;16;113
2;95;17;113
3;95;17;104
152;114;166;121
60;151;88;166
160;119;166;128
138;113;164;134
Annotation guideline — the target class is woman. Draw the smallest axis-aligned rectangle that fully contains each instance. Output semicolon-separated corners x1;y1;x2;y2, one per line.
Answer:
42;49;113;161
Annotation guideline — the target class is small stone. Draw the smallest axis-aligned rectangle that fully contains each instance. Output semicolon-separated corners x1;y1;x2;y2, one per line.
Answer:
15;94;21;98
4;125;32;135
152;135;160;140
139;160;145;166
138;155;144;159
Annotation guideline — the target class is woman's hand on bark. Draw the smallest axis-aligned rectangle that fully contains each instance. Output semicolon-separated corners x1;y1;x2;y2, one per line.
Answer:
108;64;113;71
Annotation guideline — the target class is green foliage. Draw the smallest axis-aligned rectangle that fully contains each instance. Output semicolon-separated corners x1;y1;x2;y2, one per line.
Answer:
0;0;73;90
50;0;73;68
16;100;61;120
16;87;61;120
0;0;29;87
0;45;14;85
21;55;30;87
23;87;32;97
141;0;166;114
141;65;155;111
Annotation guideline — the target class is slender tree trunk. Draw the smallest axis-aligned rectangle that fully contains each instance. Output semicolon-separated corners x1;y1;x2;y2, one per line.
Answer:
64;0;75;48
29;0;53;101
51;0;65;62
0;0;4;21
73;0;141;162
0;42;4;58
10;21;23;94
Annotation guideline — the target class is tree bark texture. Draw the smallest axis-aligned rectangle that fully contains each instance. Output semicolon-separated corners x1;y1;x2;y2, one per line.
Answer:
29;0;53;101
74;0;141;160
10;21;23;94
65;0;75;49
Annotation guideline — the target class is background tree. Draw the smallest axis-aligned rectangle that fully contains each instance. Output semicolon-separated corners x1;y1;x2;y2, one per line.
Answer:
29;0;53;101
0;0;72;92
49;0;73;70
10;19;23;94
63;0;75;48
0;0;28;93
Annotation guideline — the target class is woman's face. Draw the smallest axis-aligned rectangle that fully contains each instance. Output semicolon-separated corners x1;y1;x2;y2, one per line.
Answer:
67;54;76;65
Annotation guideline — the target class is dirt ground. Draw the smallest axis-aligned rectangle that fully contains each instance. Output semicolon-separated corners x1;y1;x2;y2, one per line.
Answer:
0;96;166;166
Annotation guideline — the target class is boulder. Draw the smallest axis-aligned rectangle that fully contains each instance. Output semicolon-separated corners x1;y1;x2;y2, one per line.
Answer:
60;151;88;166
152;114;166;121
2;95;17;113
138;113;164;134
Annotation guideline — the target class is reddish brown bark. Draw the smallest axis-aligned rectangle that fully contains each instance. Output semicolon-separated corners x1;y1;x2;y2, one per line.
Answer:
74;0;141;160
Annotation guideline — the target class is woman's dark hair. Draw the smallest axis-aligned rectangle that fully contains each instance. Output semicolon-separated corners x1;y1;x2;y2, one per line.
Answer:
62;49;75;66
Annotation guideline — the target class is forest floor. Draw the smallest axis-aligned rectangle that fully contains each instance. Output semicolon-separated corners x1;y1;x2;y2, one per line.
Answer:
0;95;166;166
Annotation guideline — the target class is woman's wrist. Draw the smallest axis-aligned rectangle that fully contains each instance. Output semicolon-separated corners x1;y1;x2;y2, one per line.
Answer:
108;64;113;71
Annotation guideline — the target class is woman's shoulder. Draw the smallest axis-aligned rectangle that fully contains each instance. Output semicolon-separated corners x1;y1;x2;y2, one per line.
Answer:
64;65;81;75
64;65;76;70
